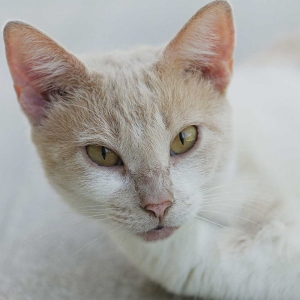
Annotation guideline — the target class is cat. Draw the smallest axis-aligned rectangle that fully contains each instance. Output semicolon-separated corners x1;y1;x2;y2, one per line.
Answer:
4;0;300;299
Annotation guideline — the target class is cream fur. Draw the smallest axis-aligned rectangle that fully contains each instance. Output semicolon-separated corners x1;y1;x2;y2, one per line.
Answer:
4;1;300;299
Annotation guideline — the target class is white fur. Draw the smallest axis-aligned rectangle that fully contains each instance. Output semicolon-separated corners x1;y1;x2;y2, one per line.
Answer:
4;3;300;299
108;64;300;300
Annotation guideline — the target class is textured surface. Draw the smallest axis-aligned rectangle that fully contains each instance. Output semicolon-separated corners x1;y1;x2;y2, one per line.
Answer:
1;1;300;299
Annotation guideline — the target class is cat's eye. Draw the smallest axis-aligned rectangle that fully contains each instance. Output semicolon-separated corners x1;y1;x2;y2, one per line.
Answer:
86;145;122;167
170;125;197;155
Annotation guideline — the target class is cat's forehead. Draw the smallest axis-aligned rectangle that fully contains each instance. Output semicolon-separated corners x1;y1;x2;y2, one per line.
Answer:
81;47;220;133
82;46;162;73
81;50;164;137
83;47;163;115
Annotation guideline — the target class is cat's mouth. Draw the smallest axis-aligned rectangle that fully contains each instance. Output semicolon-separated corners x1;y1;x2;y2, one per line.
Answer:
138;226;178;242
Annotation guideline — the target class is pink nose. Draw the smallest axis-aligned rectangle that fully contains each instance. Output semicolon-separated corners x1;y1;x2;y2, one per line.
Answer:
144;201;172;218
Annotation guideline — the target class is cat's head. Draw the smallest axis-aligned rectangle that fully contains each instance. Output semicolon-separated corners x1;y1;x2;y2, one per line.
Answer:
4;0;235;242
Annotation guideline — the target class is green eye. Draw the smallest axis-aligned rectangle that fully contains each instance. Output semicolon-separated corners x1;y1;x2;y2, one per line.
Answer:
170;126;197;155
86;145;122;167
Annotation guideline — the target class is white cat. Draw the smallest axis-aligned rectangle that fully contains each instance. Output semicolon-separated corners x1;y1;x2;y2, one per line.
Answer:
4;1;300;299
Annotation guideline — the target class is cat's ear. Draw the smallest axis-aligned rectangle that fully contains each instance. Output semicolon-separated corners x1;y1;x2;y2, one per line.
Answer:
4;21;87;125
161;0;235;93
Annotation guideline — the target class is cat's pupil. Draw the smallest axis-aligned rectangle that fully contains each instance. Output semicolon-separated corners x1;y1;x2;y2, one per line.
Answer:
170;126;197;156
102;147;107;160
179;132;185;145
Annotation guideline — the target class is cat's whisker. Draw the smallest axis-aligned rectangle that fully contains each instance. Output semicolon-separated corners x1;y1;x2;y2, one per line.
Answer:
201;203;265;217
53;234;76;252
203;196;270;205
202;196;266;206
93;227;125;255
107;226;128;257
76;213;115;221
74;206;116;211
203;190;270;199
200;178;258;194
69;208;116;215
22;218;103;255
42;216;119;253
76;210;115;213
22;219;86;246
43;231;81;254
195;215;251;236
58;204;117;214
79;214;115;219
201;199;266;211
203;190;268;199
21;214;112;247
72;204;113;209
202;188;272;202
71;235;104;257
60;211;114;218
71;223;123;257
60;207;115;215
108;216;140;229
199;210;263;228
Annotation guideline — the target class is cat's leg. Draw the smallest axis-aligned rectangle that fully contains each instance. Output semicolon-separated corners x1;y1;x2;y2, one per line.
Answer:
213;199;300;300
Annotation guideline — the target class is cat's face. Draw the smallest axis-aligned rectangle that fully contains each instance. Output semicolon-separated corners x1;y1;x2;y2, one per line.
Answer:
4;0;234;241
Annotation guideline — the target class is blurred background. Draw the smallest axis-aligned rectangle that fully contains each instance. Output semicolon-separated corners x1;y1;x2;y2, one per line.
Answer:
1;0;300;62
0;1;300;299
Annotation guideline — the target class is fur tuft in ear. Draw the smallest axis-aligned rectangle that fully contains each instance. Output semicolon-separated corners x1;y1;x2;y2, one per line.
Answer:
162;0;235;93
4;21;87;125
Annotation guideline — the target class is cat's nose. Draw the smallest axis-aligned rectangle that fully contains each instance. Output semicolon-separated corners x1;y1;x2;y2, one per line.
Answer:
144;201;172;218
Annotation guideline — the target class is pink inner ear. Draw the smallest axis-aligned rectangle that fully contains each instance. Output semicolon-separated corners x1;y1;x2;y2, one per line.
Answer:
162;1;235;93
4;22;86;126
10;57;47;125
5;26;50;125
202;63;232;92
16;85;46;125
10;61;28;87
203;13;234;92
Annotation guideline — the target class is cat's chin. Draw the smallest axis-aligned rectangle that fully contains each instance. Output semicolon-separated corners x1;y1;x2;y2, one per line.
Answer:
138;226;178;242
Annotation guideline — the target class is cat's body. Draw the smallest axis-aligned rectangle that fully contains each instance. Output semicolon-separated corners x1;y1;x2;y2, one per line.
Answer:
4;1;300;299
111;65;300;299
